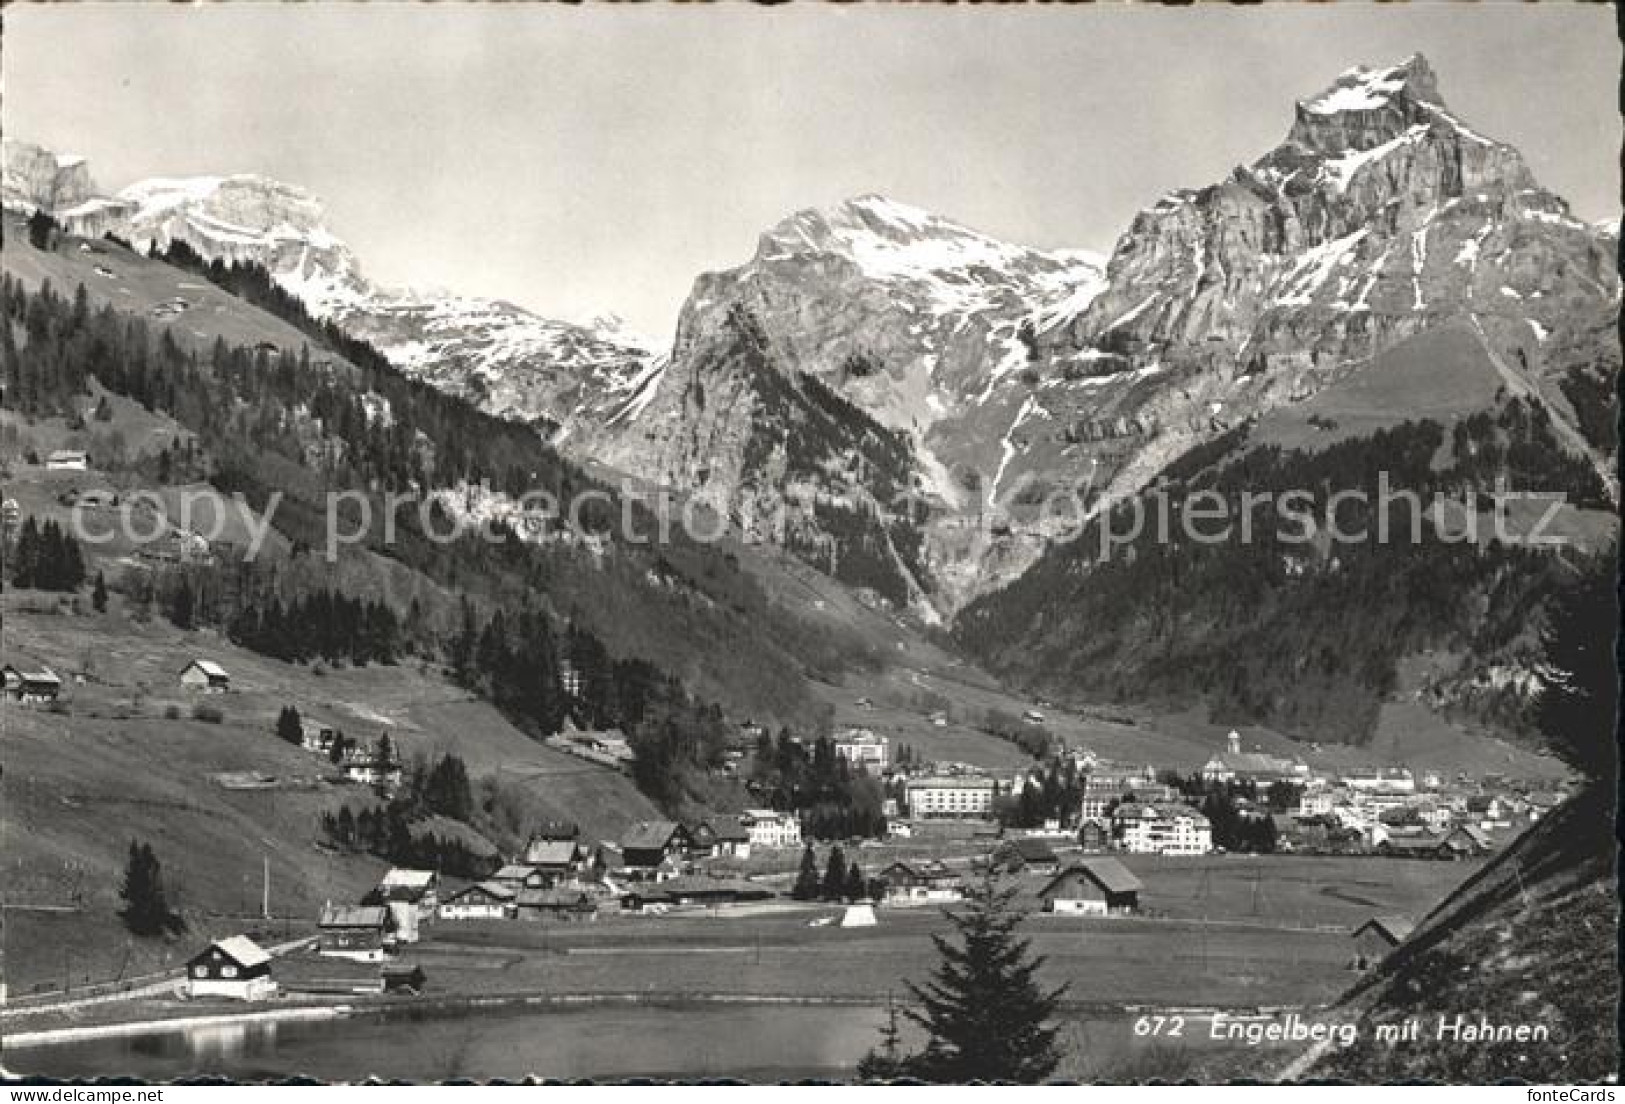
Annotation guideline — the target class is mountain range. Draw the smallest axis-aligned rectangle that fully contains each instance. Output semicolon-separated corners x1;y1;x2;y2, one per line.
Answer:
5;52;1617;742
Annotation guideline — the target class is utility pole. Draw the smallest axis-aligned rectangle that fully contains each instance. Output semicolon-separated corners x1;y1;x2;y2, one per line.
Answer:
262;855;271;921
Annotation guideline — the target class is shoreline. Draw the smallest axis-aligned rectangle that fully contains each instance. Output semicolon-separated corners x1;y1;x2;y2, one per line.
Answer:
4;1003;354;1049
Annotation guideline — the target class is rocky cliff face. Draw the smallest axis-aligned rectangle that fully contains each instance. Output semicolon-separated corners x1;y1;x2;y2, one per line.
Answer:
1034;54;1616;509
1;141;655;436
595;195;1108;613
1;139;99;214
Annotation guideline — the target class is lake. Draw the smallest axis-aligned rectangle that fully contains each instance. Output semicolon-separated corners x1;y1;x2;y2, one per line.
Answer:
6;1000;1284;1081
8;1002;893;1081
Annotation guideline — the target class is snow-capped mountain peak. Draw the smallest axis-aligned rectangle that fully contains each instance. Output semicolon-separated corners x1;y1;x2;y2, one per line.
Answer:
1302;53;1441;118
7;140;658;436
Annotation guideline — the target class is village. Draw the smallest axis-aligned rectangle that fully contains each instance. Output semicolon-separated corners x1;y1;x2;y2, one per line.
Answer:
2;655;1569;1020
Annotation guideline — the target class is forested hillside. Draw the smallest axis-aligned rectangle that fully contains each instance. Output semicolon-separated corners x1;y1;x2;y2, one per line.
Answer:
1;216;886;812
956;387;1615;745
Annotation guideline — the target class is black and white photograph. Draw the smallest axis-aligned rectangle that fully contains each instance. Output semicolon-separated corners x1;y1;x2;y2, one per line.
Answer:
0;1;1618;1088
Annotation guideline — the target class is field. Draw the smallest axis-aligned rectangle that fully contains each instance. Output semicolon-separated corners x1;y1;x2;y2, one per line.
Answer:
2;219;349;369
0;598;658;996
342;849;1463;1017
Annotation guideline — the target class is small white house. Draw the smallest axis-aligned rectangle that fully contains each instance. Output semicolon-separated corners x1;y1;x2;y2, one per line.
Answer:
186;936;276;1001
45;450;88;471
180;659;231;693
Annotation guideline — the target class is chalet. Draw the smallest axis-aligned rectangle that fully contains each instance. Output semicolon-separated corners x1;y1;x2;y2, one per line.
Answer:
491;863;540;892
2;665;62;704
523;838;587;881
186;936;276;1001
1077;818;1111;853
1038;858;1143;915
376;868;439;939
179;659;231;693
45;449;88;471
592;843;629;882
300;722;340;755
621;821;692;871
341;747;403;790
439;881;516;920
1352;915;1415;967
996;838;1061;876
878;860;965;906
317;904;391;961
711;816;753;857
515;887;599;922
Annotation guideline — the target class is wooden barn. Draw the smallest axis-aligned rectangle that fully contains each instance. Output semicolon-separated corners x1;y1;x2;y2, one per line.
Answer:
179;659;231;693
1037;857;1143;915
317;904;391;961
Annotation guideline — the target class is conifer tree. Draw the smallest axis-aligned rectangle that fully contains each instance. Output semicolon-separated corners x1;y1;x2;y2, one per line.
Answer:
821;843;848;902
844;860;865;902
857;995;912;1081
276;705;304;746
119;840;183;937
792;844;822;901
898;876;1066;1082
92;570;108;612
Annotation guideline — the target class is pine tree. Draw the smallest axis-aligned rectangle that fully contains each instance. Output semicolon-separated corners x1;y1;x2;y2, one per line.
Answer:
821;843;848;902
92;570;108;612
858;994;912;1081
792;844;822;901
118;840;183;937
844;860;865;902
898;875;1066;1082
276;705;304;746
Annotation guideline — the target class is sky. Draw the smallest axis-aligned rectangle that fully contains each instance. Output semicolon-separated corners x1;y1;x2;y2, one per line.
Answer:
6;3;1619;340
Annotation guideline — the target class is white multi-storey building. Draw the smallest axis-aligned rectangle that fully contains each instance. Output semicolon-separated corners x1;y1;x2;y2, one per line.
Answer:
1113;804;1213;856
741;808;802;848
905;776;998;820
1341;767;1416;793
833;728;890;772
